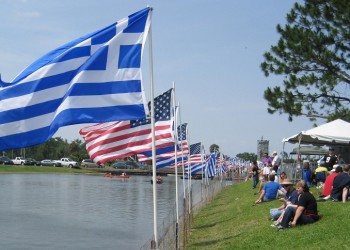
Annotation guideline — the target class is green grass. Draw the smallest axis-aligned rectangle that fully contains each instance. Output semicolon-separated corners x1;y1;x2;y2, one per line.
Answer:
188;181;350;250
0;165;96;174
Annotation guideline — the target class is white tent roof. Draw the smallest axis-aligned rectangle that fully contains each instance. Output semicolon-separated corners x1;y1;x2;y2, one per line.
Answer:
283;119;350;146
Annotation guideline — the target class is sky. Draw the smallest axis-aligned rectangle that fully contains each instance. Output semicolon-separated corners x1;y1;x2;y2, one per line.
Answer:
0;0;318;157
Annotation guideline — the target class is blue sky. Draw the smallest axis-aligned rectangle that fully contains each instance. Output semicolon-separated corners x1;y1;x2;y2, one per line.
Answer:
0;0;315;157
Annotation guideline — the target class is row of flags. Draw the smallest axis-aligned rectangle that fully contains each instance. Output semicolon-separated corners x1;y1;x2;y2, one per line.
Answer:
0;7;233;178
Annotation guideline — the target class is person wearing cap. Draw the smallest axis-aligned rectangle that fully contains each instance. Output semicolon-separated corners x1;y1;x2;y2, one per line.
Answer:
270;179;299;226
331;164;350;203
320;165;343;200
322;147;338;171
271;151;281;173
278;180;319;231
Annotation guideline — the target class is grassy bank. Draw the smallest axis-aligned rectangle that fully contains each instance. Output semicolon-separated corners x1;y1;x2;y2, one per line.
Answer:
188;181;350;250
0;165;97;174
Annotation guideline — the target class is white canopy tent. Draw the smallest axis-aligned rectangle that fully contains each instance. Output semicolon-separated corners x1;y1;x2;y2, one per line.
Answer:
283;119;350;146
282;119;350;179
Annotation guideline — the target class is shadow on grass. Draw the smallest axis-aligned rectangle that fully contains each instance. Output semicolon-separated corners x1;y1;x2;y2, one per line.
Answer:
192;217;235;230
191;235;241;248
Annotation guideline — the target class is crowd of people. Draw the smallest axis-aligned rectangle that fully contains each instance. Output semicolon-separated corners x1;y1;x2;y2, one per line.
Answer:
250;147;349;232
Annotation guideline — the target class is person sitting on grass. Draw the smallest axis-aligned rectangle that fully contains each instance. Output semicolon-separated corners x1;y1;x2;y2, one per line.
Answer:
320;165;342;201
331;164;350;203
315;162;329;189
277;180;319;231
270;179;299;227
255;174;285;204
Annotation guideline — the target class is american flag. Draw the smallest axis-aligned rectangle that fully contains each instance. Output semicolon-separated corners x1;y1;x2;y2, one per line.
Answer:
189;142;202;164
137;123;189;162
0;8;151;150
79;89;174;164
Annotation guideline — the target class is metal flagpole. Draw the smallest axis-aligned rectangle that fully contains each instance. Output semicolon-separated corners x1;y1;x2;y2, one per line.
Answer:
147;8;158;250
172;82;180;250
177;105;186;199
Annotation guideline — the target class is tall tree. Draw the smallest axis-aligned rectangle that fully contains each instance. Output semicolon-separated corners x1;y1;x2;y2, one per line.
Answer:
261;0;350;122
236;152;257;162
209;144;220;153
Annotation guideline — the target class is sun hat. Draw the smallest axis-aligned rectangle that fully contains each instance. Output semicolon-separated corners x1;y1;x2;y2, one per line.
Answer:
273;151;277;155
281;179;293;185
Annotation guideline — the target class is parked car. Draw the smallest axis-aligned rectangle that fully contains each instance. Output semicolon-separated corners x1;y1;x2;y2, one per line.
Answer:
25;158;41;166
40;159;62;167
112;161;138;169
81;159;103;168
0;156;14;165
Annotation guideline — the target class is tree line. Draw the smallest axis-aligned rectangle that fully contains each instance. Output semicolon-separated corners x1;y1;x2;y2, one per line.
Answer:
2;137;88;162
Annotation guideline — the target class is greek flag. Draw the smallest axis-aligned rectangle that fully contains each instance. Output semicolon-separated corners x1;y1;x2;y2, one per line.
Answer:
206;152;217;178
0;7;151;150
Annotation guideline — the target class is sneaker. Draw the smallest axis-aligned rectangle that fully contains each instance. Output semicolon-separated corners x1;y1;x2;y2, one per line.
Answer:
271;221;280;227
277;226;285;232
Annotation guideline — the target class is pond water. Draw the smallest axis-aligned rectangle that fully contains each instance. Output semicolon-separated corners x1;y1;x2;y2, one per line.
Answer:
0;174;187;250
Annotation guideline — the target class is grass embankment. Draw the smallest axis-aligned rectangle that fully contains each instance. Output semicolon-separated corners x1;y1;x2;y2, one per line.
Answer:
188;181;350;250
0;165;97;174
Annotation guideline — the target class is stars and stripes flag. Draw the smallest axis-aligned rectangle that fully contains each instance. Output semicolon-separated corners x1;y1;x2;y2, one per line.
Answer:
155;155;188;169
79;88;174;164
177;123;189;155
189;142;202;163
0;8;152;150
137;122;189;162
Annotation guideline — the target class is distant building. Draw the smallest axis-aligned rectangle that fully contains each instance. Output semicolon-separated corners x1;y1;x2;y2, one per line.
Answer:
257;137;269;160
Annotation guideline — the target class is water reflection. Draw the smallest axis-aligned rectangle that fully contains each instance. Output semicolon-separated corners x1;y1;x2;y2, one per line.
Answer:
0;174;187;250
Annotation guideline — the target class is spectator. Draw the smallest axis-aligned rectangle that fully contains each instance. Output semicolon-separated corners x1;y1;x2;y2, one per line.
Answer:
270;179;299;225
315;162;328;189
261;152;272;167
278;180;319;231
255;174;285;204
271;151;281;173
320;165;342;201
331;164;350;203
254;170;266;195
322;147;338;171
302;160;312;188
263;163;270;182
250;160;260;189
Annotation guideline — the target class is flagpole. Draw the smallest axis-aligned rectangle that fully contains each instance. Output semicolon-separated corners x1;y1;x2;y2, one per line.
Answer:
178;105;186;199
172;82;180;250
147;9;158;250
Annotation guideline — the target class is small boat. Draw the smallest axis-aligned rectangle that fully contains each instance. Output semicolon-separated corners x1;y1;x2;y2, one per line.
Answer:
110;175;129;179
151;178;163;184
103;173;129;179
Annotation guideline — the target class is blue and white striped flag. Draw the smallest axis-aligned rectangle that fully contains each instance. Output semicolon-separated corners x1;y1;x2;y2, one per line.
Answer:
0;7;152;150
206;152;217;178
185;161;206;175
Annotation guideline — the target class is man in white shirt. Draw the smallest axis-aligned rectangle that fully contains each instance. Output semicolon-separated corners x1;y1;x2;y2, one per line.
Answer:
272;151;281;173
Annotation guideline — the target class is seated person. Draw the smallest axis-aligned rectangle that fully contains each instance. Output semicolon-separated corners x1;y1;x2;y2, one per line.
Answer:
320;165;342;200
255;174;285;204
331;164;350;203
315;163;329;189
270;179;299;225
278;180;319;231
279;172;287;183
